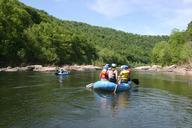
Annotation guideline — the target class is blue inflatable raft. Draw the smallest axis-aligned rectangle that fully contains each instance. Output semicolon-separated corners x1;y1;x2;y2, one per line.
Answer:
55;71;70;76
93;80;132;92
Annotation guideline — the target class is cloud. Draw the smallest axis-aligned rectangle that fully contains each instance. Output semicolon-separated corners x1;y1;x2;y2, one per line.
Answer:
154;7;192;33
87;0;192;34
183;0;192;4
87;0;175;18
87;0;132;18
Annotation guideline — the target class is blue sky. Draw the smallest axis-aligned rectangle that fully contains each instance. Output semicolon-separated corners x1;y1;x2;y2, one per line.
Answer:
19;0;192;35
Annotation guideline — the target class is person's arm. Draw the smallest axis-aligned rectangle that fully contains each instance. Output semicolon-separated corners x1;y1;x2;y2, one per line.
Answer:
117;71;122;84
128;68;132;75
99;72;102;79
106;71;109;80
127;70;131;81
115;70;118;80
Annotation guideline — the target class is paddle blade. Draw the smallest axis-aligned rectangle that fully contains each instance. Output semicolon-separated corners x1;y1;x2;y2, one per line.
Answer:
132;79;139;85
86;83;93;88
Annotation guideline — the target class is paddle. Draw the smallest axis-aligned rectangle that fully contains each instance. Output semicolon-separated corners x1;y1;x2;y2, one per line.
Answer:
131;79;140;92
86;83;93;88
131;79;139;85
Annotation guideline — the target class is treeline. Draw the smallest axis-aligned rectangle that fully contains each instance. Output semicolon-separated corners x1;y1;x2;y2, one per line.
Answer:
0;0;97;66
152;24;192;66
0;0;168;67
64;21;168;65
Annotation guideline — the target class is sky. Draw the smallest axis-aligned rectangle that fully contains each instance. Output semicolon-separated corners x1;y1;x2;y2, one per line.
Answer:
19;0;192;35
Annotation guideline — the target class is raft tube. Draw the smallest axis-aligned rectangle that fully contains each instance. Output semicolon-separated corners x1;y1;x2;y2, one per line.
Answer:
55;71;70;76
93;80;131;92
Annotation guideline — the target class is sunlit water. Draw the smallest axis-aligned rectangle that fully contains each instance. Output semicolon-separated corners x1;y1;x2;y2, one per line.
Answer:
0;71;192;128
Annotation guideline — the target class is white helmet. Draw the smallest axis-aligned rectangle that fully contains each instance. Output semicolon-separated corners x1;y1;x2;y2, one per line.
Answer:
111;63;116;68
120;65;124;69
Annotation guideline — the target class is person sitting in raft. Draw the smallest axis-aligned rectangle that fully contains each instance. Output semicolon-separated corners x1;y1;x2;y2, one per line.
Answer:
61;69;65;73
108;63;118;83
57;68;66;74
118;65;131;83
56;67;62;73
99;64;109;80
56;67;60;73
127;65;132;81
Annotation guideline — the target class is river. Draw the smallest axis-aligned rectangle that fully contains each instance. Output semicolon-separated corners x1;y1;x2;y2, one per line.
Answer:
0;71;192;128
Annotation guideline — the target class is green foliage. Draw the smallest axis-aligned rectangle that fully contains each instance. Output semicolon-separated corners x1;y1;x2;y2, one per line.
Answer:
62;21;168;65
152;28;192;65
0;0;168;67
152;41;172;65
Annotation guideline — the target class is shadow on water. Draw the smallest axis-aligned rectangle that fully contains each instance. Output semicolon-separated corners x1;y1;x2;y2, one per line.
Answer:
93;90;131;113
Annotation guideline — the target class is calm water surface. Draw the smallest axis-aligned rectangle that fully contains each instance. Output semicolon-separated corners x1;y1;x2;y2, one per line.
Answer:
0;71;192;128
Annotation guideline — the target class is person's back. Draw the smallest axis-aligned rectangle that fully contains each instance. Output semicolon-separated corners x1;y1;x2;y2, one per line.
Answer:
108;68;115;82
99;69;108;80
119;70;129;83
108;63;118;83
118;65;130;83
99;64;109;80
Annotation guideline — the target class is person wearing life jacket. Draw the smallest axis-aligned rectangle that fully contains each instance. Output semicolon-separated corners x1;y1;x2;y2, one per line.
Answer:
118;65;131;83
108;63;118;83
99;64;109;80
127;65;132;81
61;69;64;73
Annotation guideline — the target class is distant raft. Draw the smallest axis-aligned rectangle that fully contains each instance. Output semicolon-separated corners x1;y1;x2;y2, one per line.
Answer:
55;71;70;76
93;80;132;92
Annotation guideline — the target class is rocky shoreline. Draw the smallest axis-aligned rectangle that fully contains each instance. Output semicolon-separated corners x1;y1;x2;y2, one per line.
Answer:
1;64;192;76
0;65;101;72
134;65;192;75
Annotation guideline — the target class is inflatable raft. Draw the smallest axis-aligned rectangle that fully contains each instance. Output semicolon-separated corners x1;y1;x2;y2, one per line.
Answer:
55;71;70;76
93;80;132;92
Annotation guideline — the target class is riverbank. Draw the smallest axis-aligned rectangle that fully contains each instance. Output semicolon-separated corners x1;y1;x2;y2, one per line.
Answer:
0;65;101;72
1;64;192;76
134;64;192;75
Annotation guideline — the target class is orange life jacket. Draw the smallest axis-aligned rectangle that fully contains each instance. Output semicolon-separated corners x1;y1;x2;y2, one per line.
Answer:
99;70;108;79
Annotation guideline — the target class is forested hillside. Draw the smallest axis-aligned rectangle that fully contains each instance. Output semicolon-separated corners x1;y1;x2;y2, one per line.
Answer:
0;0;168;67
152;24;192;66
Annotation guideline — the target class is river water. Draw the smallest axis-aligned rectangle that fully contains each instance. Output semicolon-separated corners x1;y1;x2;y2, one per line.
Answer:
0;71;192;128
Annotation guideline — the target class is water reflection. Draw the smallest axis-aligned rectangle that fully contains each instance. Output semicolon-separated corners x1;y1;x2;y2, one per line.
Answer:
56;75;69;86
1;71;192;128
93;91;130;112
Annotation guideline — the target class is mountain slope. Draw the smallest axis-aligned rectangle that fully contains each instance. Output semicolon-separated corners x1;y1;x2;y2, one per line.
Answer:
0;0;168;66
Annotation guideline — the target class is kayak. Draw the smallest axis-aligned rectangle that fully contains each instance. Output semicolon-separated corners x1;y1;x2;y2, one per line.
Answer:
55;71;70;76
93;80;132;92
